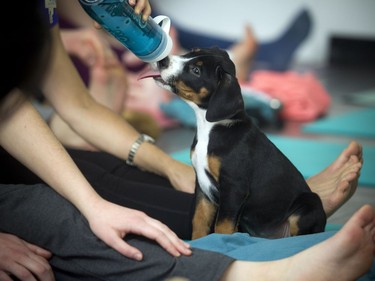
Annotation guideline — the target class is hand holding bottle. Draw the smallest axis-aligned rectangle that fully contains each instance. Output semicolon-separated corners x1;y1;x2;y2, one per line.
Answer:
79;0;173;63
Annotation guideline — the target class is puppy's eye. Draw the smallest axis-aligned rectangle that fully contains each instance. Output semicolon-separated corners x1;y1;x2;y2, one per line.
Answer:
190;66;201;77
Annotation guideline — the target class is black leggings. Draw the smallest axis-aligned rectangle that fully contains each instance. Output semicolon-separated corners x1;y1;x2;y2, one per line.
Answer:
0;148;195;240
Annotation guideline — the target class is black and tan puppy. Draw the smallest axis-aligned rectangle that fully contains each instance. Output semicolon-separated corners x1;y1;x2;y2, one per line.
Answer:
141;47;326;239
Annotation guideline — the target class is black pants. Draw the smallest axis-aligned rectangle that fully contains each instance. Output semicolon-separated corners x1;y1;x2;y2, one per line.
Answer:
0;183;233;281
0;148;234;280
0;148;194;240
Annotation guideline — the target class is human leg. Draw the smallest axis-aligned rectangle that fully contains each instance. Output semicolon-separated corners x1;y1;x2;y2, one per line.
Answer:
0;140;364;228
253;9;312;72
228;25;257;83
172;8;311;74
0;148;195;239
74;157;195;239
0;183;232;281
220;204;375;281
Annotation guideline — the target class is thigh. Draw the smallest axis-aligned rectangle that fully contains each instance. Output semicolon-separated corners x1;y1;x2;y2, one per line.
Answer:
0;184;232;281
75;158;195;239
0;148;195;239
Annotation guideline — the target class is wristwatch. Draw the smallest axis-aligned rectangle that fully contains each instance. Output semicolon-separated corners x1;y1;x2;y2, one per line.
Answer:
126;134;155;166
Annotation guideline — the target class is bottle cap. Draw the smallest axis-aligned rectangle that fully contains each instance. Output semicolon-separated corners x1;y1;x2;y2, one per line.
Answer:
143;15;173;63
149;34;173;62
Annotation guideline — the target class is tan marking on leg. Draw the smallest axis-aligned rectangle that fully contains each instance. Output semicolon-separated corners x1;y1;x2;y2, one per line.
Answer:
207;155;221;183
215;218;237;234
288;214;301;236
192;197;216;239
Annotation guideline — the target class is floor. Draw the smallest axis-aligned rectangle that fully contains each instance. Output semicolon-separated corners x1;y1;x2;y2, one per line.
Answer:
156;62;375;226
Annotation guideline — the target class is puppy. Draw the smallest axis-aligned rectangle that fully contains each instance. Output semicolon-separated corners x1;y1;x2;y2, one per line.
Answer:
141;47;326;239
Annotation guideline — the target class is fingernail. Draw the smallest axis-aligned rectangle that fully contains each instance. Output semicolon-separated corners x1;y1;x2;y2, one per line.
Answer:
134;253;143;261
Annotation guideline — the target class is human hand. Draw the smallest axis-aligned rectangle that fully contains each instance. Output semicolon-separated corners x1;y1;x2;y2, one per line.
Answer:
166;161;196;194
128;0;152;21
91;0;152;30
0;233;54;281
86;200;192;261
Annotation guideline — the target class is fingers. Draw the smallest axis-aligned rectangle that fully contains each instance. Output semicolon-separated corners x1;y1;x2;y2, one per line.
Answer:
12;255;54;281
0;233;54;281
150;219;192;256
128;0;152;21
87;201;192;262
2;262;38;281
139;216;192;256
106;234;144;261
97;210;192;261
124;216;192;260
0;271;13;281
93;21;102;30
25;242;53;259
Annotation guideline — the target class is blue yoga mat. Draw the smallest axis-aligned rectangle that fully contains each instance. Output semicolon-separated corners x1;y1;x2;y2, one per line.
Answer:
170;135;375;187
302;108;375;139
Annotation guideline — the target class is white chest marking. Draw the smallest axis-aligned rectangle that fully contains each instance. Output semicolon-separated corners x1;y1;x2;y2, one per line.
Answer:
188;102;218;202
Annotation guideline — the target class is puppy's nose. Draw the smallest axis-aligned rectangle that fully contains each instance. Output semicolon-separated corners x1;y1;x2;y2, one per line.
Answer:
157;56;170;69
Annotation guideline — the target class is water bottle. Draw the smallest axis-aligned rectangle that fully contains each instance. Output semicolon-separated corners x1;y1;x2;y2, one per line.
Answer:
79;0;173;63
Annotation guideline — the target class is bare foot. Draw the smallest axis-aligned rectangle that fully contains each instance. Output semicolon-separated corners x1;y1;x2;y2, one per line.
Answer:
307;141;363;217
89;64;129;114
281;204;375;281
223;204;375;281
229;25;258;83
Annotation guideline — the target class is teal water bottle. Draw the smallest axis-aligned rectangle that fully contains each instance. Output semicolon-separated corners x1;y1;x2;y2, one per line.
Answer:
79;0;173;63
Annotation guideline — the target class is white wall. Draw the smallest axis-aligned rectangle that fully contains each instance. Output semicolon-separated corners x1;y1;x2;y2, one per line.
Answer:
153;0;375;65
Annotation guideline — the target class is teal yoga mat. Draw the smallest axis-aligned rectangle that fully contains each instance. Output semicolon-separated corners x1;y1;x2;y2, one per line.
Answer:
170;136;375;187
302;108;375;139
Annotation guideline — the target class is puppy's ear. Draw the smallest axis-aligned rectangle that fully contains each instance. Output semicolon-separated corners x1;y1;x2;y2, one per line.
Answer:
206;65;244;122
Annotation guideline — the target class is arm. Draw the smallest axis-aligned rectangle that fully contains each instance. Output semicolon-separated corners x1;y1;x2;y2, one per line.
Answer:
0;91;191;260
43;24;195;193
